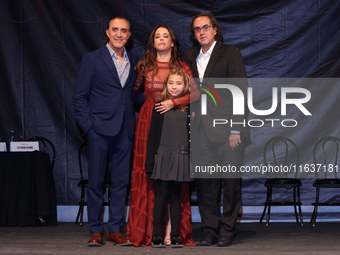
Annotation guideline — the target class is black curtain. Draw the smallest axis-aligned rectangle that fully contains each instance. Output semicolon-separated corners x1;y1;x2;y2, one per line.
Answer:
0;0;339;205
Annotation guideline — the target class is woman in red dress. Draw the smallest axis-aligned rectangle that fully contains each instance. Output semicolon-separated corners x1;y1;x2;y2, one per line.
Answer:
127;24;200;246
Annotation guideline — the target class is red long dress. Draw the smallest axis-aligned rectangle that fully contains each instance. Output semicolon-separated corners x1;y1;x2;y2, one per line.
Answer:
127;60;200;246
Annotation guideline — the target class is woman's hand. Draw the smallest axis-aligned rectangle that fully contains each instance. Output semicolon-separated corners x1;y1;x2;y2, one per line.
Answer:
155;100;174;114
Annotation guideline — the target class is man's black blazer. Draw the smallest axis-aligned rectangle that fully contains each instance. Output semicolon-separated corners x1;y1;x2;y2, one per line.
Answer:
183;41;250;143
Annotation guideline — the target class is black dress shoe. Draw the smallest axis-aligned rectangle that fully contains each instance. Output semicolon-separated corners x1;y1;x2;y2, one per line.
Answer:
200;233;217;246
151;235;166;248
170;235;183;248
216;236;231;247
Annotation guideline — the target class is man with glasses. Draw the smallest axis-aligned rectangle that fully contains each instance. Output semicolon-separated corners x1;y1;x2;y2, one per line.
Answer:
184;12;249;247
73;17;138;247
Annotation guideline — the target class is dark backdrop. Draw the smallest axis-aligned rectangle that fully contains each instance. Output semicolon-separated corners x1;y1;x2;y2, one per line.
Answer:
1;0;340;206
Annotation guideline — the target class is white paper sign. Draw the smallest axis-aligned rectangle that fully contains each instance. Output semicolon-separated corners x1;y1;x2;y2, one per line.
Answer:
10;141;39;152
0;142;6;151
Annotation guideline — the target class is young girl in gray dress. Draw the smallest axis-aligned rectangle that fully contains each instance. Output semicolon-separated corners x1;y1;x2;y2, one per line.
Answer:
145;69;192;247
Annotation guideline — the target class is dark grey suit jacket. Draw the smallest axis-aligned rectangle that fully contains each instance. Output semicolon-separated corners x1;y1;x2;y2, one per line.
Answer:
183;41;250;144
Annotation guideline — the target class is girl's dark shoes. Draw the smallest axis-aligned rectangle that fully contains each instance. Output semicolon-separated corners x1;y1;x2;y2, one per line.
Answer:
170;235;183;248
151;235;166;248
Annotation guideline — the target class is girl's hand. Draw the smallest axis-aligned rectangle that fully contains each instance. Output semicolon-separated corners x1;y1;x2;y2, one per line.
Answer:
155;100;174;114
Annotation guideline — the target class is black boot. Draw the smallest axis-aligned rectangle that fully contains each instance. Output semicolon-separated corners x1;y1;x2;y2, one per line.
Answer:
170;235;183;248
151;235;166;248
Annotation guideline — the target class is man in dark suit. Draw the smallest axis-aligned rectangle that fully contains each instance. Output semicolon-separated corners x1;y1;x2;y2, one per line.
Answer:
73;17;138;247
183;12;249;247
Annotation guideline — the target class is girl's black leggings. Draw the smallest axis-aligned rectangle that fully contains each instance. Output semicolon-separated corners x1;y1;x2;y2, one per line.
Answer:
153;180;183;237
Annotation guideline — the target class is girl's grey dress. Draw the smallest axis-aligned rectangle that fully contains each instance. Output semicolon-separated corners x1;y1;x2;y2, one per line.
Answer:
151;108;191;182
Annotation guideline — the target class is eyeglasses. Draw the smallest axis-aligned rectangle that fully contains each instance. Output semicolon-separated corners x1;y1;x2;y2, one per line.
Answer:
194;25;213;33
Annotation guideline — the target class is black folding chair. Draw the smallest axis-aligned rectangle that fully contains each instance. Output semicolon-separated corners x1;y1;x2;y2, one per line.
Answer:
311;136;340;226
260;136;303;226
28;136;56;171
75;140;111;226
